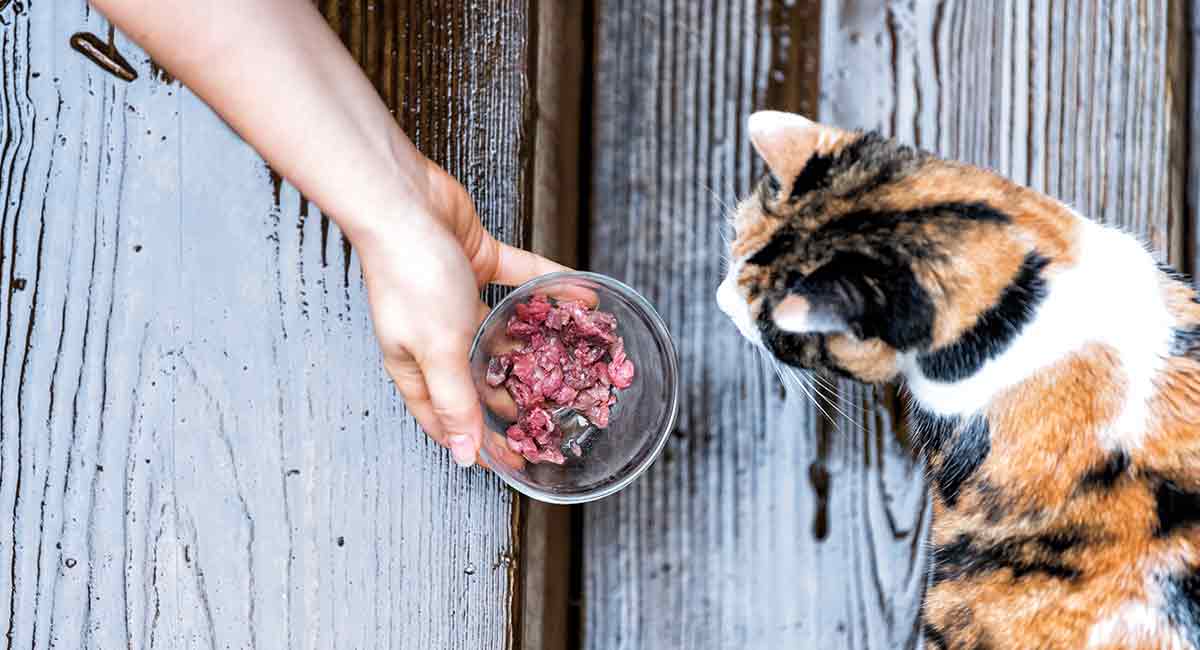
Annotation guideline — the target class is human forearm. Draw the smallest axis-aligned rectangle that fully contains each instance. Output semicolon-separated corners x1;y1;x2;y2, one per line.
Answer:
92;0;570;468
90;0;428;243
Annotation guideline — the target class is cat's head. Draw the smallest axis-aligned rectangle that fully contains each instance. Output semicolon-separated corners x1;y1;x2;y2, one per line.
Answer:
718;111;1063;383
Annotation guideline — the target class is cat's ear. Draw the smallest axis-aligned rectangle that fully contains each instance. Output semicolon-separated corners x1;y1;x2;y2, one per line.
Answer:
747;111;840;184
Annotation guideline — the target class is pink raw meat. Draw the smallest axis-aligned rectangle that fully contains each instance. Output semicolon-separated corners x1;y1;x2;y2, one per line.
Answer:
489;294;637;464
607;337;635;389
486;355;512;387
515;294;553;323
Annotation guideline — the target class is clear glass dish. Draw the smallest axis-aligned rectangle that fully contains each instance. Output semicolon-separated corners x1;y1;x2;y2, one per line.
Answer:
469;271;679;504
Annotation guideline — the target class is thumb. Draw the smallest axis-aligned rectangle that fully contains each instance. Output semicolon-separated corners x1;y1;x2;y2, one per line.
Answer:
420;354;485;467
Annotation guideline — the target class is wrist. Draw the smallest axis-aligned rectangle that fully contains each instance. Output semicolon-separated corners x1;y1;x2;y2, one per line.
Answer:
337;141;441;251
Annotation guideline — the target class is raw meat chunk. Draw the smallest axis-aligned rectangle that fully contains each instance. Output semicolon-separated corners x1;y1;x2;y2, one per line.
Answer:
488;294;637;464
486;355;512;387
607;337;635;389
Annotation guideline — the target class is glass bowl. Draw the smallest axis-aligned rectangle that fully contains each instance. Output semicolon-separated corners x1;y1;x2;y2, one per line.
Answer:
469;271;679;504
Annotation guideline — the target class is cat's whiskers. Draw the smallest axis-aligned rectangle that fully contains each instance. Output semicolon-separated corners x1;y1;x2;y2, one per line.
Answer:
701;180;737;276
699;180;736;217
767;356;867;434
775;362;836;426
807;375;870;432
802;368;872;420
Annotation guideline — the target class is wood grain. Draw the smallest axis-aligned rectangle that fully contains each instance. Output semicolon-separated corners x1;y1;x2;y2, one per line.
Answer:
826;1;1182;245
583;2;926;648
1188;0;1200;277
584;1;1185;649
523;2;588;649
0;2;533;648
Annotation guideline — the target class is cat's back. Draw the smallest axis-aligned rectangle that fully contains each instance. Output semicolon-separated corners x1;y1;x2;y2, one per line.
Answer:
923;238;1200;650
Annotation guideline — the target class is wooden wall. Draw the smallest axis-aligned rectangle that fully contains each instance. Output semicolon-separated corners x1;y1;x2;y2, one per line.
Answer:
583;1;1186;649
0;0;1192;649
0;1;537;648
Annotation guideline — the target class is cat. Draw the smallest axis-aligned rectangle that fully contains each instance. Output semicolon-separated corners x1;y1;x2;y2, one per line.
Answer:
717;110;1200;649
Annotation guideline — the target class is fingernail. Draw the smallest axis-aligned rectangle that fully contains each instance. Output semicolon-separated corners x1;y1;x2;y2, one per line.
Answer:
449;435;476;467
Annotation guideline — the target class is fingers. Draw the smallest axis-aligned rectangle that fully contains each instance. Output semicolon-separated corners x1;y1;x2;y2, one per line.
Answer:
491;240;571;287
386;358;446;441
481;429;526;473
419;350;485;467
387;355;479;466
483;383;519;421
405;396;448;446
487;240;599;305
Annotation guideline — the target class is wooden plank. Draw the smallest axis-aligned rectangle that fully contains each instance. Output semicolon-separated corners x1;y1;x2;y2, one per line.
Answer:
1188;0;1200;276
583;2;927;648
532;0;585;270
828;0;1181;244
1168;0;1189;273
584;1;1184;649
524;2;587;649
0;1;533;648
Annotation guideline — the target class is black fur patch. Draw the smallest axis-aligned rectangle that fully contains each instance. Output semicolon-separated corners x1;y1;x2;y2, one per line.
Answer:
757;249;938;370
745;229;797;267
931;532;1081;586
816;201;1012;239
1153;479;1200;538
1029;527;1089;554
827;132;926;201
975;480;1014;524
756;317;826;374
1163;568;1200;649
921;624;948;650
1076;452;1130;494
917;252;1050;382
778;132;917;204
794;251;937;350
909;406;990;508
921;606;990;650
790;152;835;201
747;200;1009;272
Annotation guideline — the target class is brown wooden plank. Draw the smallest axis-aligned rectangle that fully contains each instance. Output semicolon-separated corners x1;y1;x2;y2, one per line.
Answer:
523;2;588;649
0;1;534;648
584;1;1183;649
1187;0;1200;277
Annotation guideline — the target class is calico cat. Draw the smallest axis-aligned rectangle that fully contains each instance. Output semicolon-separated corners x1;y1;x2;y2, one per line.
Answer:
717;110;1200;649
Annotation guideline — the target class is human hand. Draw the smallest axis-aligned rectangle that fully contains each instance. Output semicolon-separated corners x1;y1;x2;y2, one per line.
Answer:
87;0;567;469
353;158;569;467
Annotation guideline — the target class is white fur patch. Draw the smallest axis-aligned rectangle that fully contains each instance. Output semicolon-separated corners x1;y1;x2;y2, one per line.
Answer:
1087;601;1191;649
902;216;1175;449
717;261;762;345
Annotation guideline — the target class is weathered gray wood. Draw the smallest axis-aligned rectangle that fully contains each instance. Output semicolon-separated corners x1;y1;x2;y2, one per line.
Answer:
0;1;533;648
585;1;1185;649
827;0;1181;244
583;2;926;649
